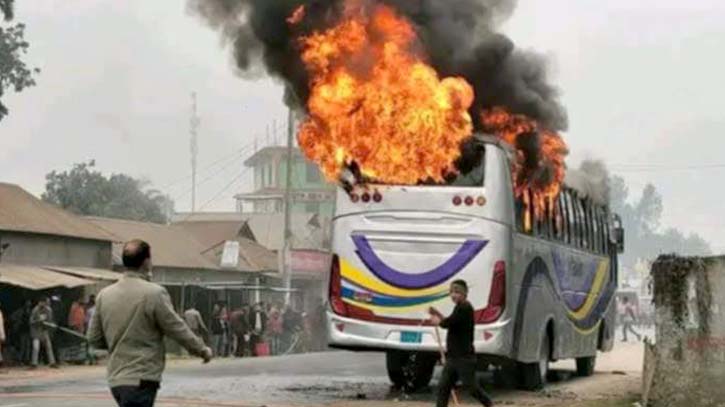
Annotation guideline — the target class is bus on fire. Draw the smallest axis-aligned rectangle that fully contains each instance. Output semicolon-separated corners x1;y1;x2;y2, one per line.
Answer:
325;134;624;391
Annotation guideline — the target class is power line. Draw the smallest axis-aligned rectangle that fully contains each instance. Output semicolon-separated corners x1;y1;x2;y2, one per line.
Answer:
157;138;259;193
169;143;255;203
180;166;254;222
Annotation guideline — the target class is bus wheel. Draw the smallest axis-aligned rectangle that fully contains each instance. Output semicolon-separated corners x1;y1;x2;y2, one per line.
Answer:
386;351;437;392
575;356;596;377
517;334;550;391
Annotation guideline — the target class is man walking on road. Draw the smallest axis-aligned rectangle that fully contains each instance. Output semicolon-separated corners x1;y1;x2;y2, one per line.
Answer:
183;304;209;343
620;297;641;342
30;297;57;369
429;280;493;407
88;239;213;407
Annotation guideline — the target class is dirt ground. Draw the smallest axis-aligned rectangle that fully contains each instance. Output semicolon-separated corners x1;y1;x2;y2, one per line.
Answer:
325;341;643;407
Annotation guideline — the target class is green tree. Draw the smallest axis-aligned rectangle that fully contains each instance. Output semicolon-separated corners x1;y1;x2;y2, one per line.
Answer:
1;0;39;122
42;161;174;224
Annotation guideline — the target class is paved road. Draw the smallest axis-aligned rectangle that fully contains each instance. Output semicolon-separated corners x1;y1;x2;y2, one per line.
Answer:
0;344;643;407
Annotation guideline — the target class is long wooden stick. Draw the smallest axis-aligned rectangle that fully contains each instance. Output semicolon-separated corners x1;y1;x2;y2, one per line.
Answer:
434;325;460;407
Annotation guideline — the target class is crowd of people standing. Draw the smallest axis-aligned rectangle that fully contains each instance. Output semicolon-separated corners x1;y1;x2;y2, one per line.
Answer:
186;301;326;358
0;294;97;368
0;294;328;367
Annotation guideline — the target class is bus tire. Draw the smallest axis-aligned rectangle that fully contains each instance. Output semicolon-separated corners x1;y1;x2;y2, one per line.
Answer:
386;351;437;391
517;334;550;391
575;356;596;377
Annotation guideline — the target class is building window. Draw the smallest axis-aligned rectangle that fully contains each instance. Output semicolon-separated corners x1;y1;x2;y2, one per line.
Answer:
306;162;321;183
266;163;274;187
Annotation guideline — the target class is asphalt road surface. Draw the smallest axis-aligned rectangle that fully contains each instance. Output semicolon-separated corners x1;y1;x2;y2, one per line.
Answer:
0;341;644;407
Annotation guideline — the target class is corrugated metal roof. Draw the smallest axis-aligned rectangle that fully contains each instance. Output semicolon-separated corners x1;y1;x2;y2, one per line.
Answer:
0;264;95;290
173;220;248;249
173;213;331;251
242;213;331;251
0;183;114;241
86;217;219;270
172;221;278;273
201;238;279;273
44;266;122;281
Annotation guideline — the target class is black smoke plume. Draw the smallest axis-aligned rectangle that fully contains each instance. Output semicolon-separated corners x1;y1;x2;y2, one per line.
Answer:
187;0;568;132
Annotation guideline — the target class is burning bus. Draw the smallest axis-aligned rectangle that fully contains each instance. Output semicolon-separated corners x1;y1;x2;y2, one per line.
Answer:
325;134;624;391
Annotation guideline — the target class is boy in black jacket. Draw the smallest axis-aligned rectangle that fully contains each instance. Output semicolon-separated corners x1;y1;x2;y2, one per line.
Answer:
429;280;493;407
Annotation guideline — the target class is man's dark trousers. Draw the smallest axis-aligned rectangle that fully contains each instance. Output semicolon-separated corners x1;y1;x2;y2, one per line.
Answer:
111;381;159;407
436;356;492;407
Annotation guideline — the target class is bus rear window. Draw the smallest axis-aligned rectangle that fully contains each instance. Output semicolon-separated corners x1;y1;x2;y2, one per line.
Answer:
444;139;486;187
413;138;485;187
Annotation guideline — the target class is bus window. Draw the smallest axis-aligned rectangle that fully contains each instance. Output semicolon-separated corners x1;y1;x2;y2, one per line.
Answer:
558;192;568;244
564;191;577;247
580;198;590;250
600;208;610;254
589;201;598;253
583;199;591;251
568;192;579;248
553;196;562;241
515;198;526;233
448;139;486;187
574;194;586;249
546;197;555;240
528;190;538;236
596;206;604;254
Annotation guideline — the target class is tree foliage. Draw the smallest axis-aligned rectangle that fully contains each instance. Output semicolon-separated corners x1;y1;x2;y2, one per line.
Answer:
42;161;174;224
1;0;39;122
605;171;711;268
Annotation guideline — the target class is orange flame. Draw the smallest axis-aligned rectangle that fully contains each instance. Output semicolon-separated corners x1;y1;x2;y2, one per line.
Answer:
481;107;567;219
287;5;306;25
295;1;474;185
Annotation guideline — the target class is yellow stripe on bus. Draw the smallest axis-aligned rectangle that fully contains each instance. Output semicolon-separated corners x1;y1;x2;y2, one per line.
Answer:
573;320;602;336
340;258;449;299
567;259;609;321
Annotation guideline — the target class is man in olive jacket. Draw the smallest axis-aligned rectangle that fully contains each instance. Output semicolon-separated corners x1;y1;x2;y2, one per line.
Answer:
88;239;213;407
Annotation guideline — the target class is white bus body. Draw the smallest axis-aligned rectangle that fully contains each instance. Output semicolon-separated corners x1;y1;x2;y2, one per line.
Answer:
325;135;620;390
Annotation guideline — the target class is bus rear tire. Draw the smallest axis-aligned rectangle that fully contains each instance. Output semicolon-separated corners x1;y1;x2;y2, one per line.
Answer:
517;334;550;391
386;351;437;392
575;356;596;377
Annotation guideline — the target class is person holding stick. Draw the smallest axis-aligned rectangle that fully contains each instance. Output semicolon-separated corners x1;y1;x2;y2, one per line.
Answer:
429;280;494;407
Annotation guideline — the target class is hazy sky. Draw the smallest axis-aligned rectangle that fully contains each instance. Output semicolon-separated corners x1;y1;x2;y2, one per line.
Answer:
1;0;724;251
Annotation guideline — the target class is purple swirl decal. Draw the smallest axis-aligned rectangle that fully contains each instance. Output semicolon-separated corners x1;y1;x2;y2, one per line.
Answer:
352;235;488;289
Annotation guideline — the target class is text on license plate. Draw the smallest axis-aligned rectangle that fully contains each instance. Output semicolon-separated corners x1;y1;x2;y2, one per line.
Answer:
401;331;422;343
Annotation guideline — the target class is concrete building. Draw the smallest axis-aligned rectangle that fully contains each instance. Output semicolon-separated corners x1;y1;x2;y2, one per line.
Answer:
233;146;335;217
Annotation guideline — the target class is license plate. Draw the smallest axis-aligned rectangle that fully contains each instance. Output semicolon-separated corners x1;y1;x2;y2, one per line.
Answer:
401;331;423;343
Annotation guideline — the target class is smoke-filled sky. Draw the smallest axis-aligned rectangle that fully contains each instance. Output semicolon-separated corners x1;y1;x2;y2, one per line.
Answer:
1;0;724;251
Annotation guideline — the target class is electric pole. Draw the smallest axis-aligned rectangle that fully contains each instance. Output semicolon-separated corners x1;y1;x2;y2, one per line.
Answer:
283;108;295;305
190;92;200;213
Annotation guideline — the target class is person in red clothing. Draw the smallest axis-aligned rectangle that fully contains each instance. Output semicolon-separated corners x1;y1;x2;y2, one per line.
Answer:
68;299;87;333
267;306;283;355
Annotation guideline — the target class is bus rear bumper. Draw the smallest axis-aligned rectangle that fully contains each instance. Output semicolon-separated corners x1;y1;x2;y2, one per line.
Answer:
326;312;512;357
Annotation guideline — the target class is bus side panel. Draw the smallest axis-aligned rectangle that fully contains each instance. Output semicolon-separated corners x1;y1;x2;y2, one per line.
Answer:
511;234;614;363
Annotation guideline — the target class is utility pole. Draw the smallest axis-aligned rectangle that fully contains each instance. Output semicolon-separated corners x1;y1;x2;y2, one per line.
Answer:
190;92;201;213
282;108;295;305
